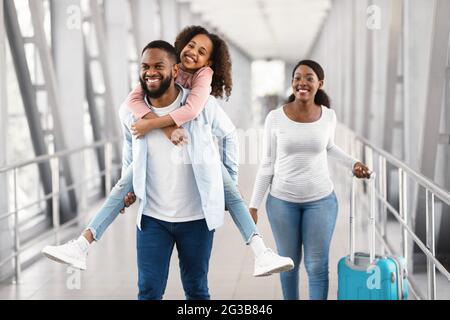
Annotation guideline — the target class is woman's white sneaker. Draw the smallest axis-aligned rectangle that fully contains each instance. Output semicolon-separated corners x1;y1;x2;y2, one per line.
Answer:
41;240;87;270
253;249;294;277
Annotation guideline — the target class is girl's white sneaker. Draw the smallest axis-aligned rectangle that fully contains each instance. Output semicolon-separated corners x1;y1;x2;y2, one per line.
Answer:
253;249;294;277
41;240;87;270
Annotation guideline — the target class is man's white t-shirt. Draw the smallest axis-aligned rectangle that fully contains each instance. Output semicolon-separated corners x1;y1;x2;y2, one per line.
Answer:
143;91;204;222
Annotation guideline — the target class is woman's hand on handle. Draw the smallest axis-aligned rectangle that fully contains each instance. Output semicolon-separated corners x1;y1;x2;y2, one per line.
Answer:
353;162;371;179
249;208;258;225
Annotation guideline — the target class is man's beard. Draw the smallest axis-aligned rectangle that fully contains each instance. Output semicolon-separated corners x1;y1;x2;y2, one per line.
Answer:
140;74;173;99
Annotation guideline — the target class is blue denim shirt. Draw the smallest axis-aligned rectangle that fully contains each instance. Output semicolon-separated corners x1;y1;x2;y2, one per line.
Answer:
119;84;239;231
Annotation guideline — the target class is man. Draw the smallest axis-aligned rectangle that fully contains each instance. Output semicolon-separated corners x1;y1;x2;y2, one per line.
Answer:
120;40;238;300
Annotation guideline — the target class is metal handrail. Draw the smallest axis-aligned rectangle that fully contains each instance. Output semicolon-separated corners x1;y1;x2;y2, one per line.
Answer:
0;168;115;221
376;193;450;280
344;127;450;300
0;138;120;283
373;223;424;300
354;134;450;206
0;210;86;267
0;138;120;174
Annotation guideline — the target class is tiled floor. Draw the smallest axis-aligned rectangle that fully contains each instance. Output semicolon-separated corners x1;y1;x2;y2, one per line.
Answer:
0;160;379;300
0;159;356;301
2;124;448;300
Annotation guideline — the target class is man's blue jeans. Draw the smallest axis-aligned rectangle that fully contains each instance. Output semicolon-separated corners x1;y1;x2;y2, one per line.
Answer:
266;191;338;300
136;215;214;300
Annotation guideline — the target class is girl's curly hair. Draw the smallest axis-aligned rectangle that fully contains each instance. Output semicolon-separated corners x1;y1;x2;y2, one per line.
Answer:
174;25;233;100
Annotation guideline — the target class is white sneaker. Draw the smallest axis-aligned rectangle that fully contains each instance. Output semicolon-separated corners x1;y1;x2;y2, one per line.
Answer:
41;240;87;270
253;249;294;277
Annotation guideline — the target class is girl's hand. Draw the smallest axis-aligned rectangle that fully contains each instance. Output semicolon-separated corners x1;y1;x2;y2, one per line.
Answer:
353;162;372;179
131;119;154;139
249;208;258;225
170;128;189;146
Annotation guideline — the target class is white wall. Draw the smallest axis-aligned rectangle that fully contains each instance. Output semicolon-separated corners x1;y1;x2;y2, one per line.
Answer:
403;0;435;171
51;0;87;200
105;0;131;106
0;0;13;280
134;0;160;50
309;0;437;171
159;0;178;43
220;44;253;130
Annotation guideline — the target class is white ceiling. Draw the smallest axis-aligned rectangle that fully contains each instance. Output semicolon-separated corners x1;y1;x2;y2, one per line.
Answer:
180;0;332;63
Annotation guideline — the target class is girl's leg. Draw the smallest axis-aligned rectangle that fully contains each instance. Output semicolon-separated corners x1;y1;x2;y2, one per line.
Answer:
266;193;303;300
85;164;134;241
41;165;135;270
221;164;294;277
301;191;338;300
221;164;258;243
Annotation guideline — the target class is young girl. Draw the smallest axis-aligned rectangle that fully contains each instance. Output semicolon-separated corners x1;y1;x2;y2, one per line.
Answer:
42;26;294;277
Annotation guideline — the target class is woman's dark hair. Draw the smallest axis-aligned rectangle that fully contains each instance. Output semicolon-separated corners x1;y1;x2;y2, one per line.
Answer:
174;25;232;99
287;60;331;108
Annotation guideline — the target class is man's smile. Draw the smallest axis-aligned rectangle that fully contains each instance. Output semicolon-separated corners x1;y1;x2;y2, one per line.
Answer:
145;77;161;88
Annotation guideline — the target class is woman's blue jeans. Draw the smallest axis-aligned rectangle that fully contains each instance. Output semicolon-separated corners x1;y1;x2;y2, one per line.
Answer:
86;163;259;243
266;191;338;300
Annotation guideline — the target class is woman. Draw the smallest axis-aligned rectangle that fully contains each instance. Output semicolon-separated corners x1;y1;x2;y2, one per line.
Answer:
249;60;371;300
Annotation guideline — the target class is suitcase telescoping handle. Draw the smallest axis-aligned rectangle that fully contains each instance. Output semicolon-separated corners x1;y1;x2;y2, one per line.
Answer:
349;171;376;265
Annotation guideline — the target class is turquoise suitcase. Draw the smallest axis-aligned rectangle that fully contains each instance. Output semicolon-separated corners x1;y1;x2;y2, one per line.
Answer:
337;174;409;300
338;252;408;300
